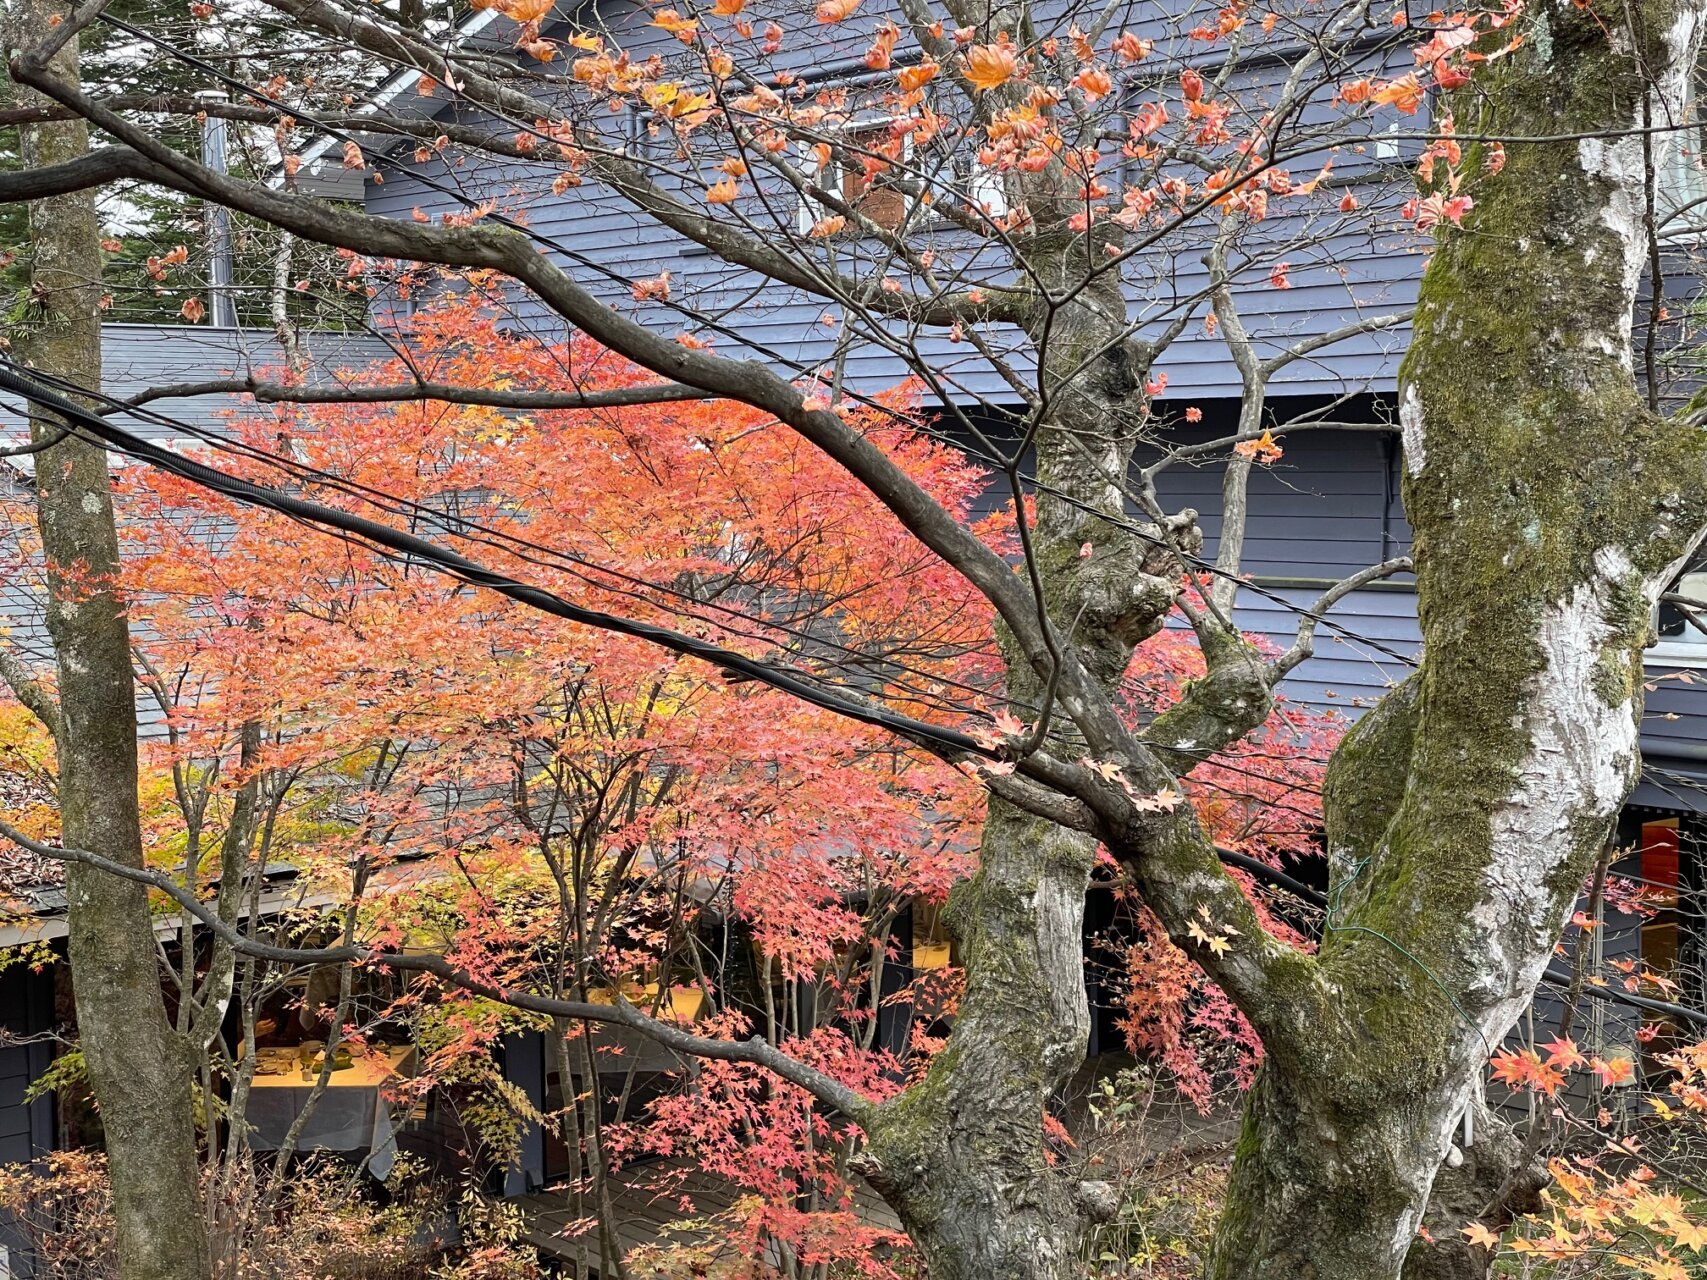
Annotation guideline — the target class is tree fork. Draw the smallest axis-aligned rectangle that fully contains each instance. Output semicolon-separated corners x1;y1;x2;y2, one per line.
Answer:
1208;1;1707;1275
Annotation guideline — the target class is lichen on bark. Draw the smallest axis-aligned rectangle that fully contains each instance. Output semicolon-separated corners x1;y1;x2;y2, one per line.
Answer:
1205;1;1707;1275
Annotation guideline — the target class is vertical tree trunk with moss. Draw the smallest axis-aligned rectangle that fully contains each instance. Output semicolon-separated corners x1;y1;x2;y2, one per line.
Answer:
1202;1;1707;1276
856;215;1235;1279
8;4;211;1277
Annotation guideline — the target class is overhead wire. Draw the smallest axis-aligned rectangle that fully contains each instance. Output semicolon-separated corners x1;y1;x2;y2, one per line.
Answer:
13;329;1425;734
4;363;1375;849
0;358;1001;757
10;362;1007;719
11;360;1707;1036
19;355;1706;837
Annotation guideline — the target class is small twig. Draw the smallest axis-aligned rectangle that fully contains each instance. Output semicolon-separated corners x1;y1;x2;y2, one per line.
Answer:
1270;558;1414;682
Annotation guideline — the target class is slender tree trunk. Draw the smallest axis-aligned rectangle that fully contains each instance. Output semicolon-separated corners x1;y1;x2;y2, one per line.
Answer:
8;4;211;1276
1205;2;1707;1275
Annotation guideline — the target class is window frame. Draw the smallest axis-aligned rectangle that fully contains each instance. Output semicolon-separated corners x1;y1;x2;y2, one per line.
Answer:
794;117;919;236
1649;566;1707;666
1653;64;1707;242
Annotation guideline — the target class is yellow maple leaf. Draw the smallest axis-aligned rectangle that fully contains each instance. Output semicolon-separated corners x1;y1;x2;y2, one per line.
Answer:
1460;1223;1499;1250
1671;1217;1707;1251
651;9;697;34
963;43;1019;92
1186;918;1231;956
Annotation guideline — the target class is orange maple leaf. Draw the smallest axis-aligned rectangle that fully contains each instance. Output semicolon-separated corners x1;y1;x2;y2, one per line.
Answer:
1072;67;1113;101
897;61;939;92
1460;1223;1500;1249
650;9;697;35
963;43;1020;92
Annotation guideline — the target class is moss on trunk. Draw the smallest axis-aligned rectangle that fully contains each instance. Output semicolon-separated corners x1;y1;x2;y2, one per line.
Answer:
1209;0;1707;1274
8;5;211;1276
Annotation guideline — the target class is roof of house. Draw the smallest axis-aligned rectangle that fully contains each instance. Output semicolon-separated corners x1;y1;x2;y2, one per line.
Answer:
1;322;401;475
280;6;506;200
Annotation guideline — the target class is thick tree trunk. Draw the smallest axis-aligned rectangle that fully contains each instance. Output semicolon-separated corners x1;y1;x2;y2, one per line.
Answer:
9;5;211;1277
857;226;1203;1278
1400;1088;1547;1280
1206;1;1707;1275
857;802;1096;1278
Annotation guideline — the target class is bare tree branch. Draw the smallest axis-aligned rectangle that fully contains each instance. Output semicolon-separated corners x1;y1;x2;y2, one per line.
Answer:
1271;557;1415;681
0;816;875;1120
253;0;1025;328
0;649;62;744
117;377;712;413
1259;309;1414;380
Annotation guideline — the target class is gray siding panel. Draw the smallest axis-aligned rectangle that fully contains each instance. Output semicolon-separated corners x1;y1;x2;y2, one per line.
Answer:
2;325;399;744
362;16;1427;401
368;161;1422;400
1;324;399;450
1230;582;1707;776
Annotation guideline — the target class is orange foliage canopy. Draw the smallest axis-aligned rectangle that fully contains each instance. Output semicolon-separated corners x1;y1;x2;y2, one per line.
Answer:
115;290;997;975
0;290;1337;1271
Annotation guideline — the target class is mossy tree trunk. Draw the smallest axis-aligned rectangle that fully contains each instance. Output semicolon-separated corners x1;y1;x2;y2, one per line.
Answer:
855;206;1257;1280
6;4;211;1277
1204;1;1707;1275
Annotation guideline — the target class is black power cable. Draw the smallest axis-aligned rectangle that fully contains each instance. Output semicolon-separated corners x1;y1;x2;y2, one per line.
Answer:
10;359;1707;1033
0;358;992;758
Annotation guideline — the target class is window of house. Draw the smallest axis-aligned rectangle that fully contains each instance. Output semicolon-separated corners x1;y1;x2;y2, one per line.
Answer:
956;155;1009;222
623;104;655;159
1650;567;1707;664
912;904;953;971
797;123;914;234
1657;65;1707;238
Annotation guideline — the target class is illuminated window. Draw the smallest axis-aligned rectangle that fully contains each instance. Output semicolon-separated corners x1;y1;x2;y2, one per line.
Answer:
912;905;953;971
